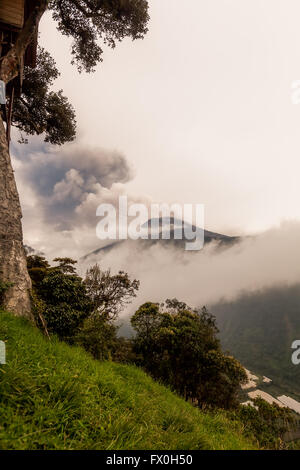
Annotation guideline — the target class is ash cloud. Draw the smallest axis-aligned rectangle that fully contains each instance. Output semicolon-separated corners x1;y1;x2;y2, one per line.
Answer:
12;140;151;260
13;141;133;231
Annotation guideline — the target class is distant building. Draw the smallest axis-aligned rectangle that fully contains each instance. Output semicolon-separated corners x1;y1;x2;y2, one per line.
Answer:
248;390;285;407
241;400;258;410
241;369;259;390
262;376;272;384
277;396;300;415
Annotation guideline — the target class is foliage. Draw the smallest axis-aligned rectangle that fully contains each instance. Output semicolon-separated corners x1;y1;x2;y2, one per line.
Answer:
27;256;92;340
49;0;150;73
27;255;50;288
161;298;193;314
73;263;139;358
74;316;139;364
30;290;50;338
84;263;139;320
229;398;297;449
13;47;76;145
131;301;247;409
212;284;300;399
111;337;138;364
0;311;257;450
53;257;78;274
39;259;92;339
27;257;139;349
74;314;118;361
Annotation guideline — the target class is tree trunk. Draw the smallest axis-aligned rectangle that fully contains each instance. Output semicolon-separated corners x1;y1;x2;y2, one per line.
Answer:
0;114;32;319
0;1;48;320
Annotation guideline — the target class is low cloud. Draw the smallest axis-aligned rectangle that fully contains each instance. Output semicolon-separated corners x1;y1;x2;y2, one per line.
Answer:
79;221;300;325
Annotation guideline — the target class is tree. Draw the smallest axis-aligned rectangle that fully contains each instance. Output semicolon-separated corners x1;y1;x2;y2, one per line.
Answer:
52;257;78;274
161;298;192;314
131;301;247;409
34;257;93;340
27;256;139;345
84;263;140;320
74;314;118;361
27;255;51;288
0;0;149;318
13;47;76;145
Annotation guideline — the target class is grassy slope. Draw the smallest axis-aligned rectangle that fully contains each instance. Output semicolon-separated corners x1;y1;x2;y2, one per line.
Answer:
0;311;256;450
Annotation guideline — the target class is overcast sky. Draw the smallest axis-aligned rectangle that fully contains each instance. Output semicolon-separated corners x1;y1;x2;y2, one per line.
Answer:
12;0;300;258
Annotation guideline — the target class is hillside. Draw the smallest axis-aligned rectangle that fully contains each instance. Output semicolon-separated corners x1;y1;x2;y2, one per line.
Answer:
0;311;256;450
211;284;300;400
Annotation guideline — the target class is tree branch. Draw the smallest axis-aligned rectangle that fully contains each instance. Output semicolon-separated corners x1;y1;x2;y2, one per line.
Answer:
13;111;43;134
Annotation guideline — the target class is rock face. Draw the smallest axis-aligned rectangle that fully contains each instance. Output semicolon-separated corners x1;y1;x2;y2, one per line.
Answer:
0;115;32;319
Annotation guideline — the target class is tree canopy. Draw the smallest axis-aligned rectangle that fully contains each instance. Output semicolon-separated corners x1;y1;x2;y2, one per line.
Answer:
49;0;150;73
85;263;140;320
131;301;247;409
13;48;76;144
27;256;139;341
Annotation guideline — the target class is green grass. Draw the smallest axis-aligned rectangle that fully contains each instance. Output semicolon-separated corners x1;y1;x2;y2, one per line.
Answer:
0;311;257;450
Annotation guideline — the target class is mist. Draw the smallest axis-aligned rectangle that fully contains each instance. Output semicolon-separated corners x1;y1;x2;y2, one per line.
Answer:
78;220;300;325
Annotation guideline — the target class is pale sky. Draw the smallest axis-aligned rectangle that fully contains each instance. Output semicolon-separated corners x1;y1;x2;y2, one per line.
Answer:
13;0;300;258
